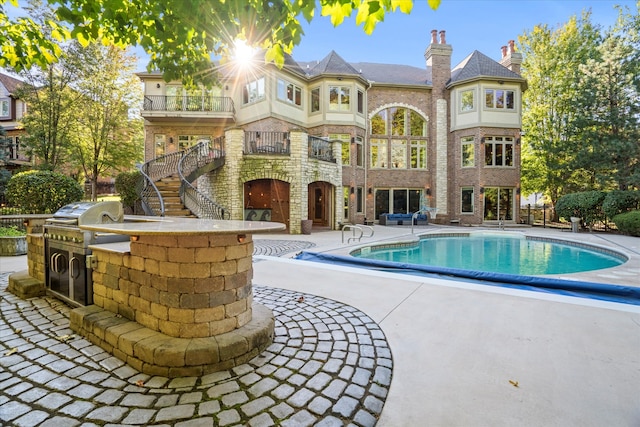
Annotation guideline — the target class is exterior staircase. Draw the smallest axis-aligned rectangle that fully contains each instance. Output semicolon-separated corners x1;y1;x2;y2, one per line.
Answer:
138;138;228;219
154;176;194;217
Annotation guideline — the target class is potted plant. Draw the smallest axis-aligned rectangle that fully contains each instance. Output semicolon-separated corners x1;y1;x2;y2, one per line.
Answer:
0;226;27;256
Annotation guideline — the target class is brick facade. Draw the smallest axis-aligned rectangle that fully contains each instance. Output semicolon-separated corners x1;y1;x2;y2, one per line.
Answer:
139;31;526;231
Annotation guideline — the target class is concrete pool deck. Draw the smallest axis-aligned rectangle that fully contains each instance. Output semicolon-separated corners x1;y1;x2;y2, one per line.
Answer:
252;225;640;426
1;224;639;425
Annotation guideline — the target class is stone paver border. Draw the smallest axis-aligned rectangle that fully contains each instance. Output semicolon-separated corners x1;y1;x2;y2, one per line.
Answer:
0;273;392;426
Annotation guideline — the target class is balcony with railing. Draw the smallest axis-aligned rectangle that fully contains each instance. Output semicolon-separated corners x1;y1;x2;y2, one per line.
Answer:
141;95;235;121
308;136;336;163
244;131;290;155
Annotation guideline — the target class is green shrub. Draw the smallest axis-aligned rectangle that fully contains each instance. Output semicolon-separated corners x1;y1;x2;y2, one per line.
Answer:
5;170;84;213
0;226;26;236
115;170;141;210
612;210;640;237
555;191;606;228
602;190;640;219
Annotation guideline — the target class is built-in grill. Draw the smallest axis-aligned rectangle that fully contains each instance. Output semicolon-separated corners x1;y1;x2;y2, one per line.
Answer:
44;201;128;306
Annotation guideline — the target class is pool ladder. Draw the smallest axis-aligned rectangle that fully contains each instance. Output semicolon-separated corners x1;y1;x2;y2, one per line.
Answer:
342;224;374;243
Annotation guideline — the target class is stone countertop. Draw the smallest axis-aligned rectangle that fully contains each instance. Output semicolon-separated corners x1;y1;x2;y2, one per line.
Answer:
79;216;286;236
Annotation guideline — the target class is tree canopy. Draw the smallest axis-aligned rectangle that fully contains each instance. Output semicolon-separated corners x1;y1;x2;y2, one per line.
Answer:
519;4;640;210
1;0;441;85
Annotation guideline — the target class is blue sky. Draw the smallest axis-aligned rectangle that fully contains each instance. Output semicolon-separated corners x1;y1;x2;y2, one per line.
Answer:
291;0;638;68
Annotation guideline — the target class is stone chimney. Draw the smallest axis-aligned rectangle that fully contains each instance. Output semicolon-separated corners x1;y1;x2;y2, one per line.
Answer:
499;39;523;75
425;29;452;99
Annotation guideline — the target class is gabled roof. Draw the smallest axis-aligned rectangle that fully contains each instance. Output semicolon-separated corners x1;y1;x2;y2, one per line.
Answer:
449;50;523;87
0;72;25;95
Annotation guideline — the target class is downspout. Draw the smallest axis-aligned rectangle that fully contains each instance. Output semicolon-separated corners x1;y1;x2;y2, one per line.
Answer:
364;79;372;223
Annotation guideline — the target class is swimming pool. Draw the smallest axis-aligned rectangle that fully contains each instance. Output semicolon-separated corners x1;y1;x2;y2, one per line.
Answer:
295;232;638;305
352;232;626;275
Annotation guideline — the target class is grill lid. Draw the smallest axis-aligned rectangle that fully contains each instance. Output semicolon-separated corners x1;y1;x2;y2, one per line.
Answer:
49;201;124;225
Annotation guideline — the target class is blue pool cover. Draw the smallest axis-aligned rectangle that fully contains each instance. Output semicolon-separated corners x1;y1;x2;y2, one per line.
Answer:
294;251;640;306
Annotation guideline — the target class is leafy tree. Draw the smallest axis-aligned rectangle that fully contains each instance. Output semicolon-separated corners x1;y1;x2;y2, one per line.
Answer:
13;1;84;170
574;8;640;191
1;0;441;85
68;42;144;200
519;13;601;217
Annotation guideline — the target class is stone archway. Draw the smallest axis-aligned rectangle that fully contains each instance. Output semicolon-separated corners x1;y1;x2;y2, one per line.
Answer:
244;179;290;229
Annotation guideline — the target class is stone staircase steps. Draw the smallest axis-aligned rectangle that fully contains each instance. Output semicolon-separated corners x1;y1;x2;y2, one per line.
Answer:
155;176;195;217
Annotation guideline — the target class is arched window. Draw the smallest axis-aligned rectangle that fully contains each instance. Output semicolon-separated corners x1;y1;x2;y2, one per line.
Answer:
370;107;428;169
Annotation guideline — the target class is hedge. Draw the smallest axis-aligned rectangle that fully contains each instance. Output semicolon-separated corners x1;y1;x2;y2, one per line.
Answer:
612;211;640;237
555;191;606;228
5;170;84;214
115;170;142;211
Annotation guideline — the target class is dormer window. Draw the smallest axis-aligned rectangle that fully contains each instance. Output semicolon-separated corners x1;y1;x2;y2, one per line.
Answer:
485;89;515;110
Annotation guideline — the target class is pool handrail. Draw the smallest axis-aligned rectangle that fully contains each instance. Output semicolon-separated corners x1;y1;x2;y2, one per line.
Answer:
342;224;374;243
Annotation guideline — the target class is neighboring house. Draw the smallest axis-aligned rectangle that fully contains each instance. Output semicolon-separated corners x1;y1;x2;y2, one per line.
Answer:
0;72;30;171
137;30;526;233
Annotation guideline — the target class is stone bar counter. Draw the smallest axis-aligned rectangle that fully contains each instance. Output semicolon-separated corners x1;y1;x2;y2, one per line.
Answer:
70;217;285;377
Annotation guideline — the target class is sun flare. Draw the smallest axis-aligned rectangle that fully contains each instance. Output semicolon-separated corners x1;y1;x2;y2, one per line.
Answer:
233;39;256;67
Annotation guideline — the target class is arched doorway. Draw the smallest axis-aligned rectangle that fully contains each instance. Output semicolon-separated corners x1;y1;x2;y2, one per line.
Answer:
244;179;290;229
308;182;333;227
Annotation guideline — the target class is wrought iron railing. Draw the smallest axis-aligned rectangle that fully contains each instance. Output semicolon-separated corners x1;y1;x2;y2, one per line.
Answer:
308;136;336;162
142;150;183;182
137;164;164;217
244;131;290;155
178;137;229;220
142;95;235;114
139;150;185;216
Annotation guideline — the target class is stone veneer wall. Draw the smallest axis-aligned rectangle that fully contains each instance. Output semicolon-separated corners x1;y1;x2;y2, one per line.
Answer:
204;128;342;234
91;233;254;338
25;218;46;283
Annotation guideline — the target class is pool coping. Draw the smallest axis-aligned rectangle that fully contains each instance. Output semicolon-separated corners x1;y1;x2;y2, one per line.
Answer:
302;228;640;289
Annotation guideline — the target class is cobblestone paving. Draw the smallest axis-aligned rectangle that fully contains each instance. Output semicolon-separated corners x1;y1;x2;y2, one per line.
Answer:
0;273;392;426
253;240;316;257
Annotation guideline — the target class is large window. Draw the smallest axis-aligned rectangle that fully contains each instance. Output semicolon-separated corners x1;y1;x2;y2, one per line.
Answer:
460;90;474;112
277;78;302;106
461;187;474;213
355;136;364;167
374;188;423;219
391;140;406;168
0;98;9;118
410;140;427;169
484;136;514;167
485;89;515;110
330;133;351;165
356;187;364;213
178;135;211;151
242;77;265;105
329;86;350;111
154;134;166;159
370;107;428;169
461;136;475;167
371;110;387;134
370;139;387;168
310;87;320;112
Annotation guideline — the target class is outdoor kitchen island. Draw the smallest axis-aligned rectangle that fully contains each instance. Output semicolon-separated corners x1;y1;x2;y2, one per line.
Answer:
69;217;285;377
